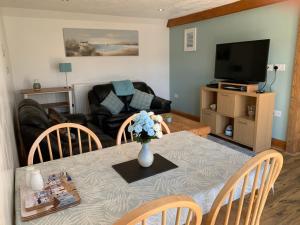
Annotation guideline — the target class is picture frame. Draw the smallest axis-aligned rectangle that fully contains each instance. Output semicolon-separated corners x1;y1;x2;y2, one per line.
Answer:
184;28;197;52
63;28;139;57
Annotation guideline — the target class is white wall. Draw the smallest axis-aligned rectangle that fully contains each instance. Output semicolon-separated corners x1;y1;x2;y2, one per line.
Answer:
2;8;170;101
0;12;18;225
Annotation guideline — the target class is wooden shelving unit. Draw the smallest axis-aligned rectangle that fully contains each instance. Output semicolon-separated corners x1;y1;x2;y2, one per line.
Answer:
200;83;275;152
21;87;74;114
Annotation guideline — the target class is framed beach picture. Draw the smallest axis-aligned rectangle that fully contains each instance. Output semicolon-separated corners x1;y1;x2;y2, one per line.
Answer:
63;28;139;57
184;28;197;52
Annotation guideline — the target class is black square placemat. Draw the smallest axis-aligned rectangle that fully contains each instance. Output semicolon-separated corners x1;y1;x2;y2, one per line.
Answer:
112;154;178;183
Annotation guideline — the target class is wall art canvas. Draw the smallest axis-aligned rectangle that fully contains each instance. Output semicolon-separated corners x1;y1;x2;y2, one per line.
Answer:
63;28;139;57
184;28;197;52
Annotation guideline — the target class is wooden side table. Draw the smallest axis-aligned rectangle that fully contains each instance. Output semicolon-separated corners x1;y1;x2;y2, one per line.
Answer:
20;87;74;114
163;113;211;137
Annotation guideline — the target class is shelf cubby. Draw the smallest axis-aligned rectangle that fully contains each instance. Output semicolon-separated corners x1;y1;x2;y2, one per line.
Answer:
239;95;257;120
216;115;234;135
201;89;218;111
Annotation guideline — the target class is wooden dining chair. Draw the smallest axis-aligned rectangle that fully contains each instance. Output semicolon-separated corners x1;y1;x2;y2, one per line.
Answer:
113;195;202;225
116;114;171;145
27;123;102;165
205;150;283;225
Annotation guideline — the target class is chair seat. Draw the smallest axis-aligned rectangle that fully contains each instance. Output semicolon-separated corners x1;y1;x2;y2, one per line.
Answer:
105;112;135;128
87;122;115;148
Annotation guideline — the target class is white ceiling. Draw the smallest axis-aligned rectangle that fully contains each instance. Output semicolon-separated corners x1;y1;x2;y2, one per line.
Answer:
0;0;240;19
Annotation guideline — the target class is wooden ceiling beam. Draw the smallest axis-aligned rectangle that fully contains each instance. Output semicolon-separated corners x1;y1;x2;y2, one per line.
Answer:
167;0;287;28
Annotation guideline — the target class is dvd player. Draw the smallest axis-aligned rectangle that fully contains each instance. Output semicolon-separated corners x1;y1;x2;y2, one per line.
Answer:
222;85;247;92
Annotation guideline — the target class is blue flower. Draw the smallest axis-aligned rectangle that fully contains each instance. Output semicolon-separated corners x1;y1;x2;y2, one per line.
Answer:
145;119;154;127
134;124;143;134
130;111;159;141
128;125;134;133
147;129;155;136
143;124;151;132
140;111;148;117
133;114;141;122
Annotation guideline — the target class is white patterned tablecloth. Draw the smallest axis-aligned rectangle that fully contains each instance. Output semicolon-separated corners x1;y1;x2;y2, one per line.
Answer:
15;131;252;225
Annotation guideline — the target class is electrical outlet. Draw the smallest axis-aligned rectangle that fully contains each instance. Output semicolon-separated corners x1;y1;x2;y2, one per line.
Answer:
274;110;282;118
267;64;274;72
274;64;286;72
174;93;179;99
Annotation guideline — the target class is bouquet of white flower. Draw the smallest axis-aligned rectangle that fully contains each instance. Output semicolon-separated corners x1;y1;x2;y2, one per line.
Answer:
128;111;163;144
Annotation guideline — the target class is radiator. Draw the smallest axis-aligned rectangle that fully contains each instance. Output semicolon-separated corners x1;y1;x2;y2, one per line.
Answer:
72;83;94;115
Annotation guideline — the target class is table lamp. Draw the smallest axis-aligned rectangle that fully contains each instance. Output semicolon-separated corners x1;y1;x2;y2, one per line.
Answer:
59;63;72;88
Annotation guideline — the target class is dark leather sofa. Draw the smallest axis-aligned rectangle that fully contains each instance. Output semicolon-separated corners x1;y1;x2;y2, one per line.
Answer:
88;82;171;137
18;99;115;165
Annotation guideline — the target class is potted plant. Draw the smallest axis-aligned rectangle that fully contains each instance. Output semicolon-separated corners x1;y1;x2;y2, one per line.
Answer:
163;113;173;123
128;111;163;167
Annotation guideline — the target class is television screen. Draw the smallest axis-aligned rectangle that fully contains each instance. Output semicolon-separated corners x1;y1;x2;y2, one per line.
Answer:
214;39;270;83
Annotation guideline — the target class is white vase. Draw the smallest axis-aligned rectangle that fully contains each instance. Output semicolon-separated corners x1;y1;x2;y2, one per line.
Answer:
138;143;154;168
25;166;35;188
30;169;44;191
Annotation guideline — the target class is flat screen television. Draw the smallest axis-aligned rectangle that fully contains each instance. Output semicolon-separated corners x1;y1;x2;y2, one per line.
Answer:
214;39;270;83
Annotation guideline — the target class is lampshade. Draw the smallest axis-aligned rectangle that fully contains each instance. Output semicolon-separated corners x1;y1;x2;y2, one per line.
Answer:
59;63;72;73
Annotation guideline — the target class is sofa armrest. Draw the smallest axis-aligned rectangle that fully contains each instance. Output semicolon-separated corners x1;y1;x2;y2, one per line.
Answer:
20;125;45;156
151;96;172;111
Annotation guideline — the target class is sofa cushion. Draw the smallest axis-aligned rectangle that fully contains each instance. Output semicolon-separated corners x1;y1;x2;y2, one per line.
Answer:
65;114;87;125
101;91;124;115
104;112;136;137
106;112;135;125
87;122;115;148
129;89;154;110
48;108;69;124
93;84;115;102
133;82;155;94
47;108;77;141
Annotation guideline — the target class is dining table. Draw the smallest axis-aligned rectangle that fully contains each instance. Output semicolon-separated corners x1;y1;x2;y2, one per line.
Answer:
15;131;254;225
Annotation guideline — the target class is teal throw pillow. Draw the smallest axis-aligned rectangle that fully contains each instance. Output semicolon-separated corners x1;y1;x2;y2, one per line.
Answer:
101;91;124;115
129;89;154;110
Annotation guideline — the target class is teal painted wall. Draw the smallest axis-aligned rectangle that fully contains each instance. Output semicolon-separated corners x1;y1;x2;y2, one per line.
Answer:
170;3;299;141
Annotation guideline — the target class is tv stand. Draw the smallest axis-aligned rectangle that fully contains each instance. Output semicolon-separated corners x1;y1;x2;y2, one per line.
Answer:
200;82;275;152
219;82;258;93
